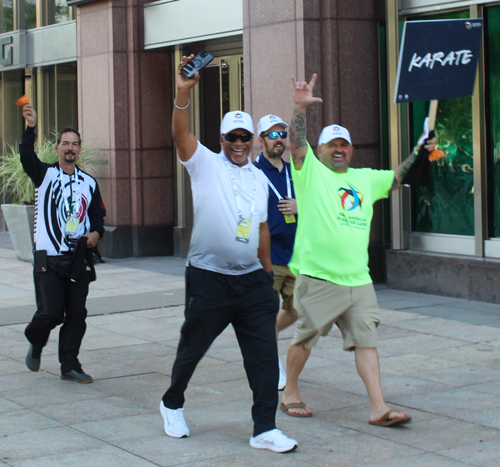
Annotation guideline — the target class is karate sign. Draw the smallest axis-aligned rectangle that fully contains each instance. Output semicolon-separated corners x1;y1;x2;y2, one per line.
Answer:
394;19;483;103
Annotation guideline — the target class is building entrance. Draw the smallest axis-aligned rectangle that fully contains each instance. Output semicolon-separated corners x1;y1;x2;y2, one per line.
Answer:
199;54;244;152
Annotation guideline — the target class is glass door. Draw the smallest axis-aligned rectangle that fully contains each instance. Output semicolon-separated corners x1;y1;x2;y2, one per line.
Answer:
410;10;474;237
405;9;480;255
199;54;244;152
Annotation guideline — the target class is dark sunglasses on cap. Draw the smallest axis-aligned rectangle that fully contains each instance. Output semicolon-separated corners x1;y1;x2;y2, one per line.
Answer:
263;131;288;140
224;133;252;143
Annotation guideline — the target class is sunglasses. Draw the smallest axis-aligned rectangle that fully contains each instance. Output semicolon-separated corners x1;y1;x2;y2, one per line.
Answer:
263;131;288;140
224;133;252;143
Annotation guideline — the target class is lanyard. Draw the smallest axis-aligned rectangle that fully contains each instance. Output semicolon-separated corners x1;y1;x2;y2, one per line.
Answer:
221;154;257;219
59;167;81;218
256;155;291;200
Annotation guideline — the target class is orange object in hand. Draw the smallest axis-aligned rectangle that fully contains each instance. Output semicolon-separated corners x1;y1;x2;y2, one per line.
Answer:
15;94;30;106
429;149;446;162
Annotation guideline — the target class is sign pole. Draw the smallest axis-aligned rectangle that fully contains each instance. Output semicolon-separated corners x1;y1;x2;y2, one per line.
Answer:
415;99;439;152
428;99;439;130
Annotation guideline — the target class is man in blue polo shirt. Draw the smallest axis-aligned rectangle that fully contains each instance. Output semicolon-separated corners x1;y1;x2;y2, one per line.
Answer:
254;114;298;391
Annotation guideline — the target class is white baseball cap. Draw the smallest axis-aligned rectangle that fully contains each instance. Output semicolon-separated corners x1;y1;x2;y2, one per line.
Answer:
220;111;254;135
318;124;352;146
257;114;289;136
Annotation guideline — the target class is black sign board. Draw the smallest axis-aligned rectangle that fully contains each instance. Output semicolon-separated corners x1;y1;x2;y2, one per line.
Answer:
394;19;483;103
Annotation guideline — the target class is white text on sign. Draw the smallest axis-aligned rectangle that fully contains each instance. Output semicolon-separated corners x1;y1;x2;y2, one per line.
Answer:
408;50;473;72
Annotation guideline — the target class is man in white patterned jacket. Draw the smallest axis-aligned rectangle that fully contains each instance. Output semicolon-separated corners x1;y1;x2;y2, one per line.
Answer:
21;103;106;384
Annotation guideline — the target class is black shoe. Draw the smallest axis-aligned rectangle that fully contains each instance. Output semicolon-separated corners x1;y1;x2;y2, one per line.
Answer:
61;369;93;384
26;344;42;372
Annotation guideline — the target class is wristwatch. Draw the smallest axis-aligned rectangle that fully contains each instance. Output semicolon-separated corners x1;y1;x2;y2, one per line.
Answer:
266;270;275;279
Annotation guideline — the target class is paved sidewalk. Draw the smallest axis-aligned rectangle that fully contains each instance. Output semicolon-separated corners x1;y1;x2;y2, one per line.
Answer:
0;233;500;466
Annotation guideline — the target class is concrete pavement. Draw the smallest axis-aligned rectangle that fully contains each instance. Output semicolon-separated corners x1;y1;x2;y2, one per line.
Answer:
0;232;499;466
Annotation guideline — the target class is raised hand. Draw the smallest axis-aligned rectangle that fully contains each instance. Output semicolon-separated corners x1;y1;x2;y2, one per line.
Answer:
291;74;323;111
423;136;437;153
22;103;37;128
172;55;200;161
289;74;322;169
176;55;200;94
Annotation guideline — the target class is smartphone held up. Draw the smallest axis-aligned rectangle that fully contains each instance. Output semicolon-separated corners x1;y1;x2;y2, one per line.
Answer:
181;50;214;79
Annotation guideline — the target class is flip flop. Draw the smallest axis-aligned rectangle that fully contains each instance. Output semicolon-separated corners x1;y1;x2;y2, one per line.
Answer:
279;401;313;418
369;409;412;427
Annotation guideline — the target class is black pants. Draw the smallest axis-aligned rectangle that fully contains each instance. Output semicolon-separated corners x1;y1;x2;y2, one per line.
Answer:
163;265;280;437
25;256;91;374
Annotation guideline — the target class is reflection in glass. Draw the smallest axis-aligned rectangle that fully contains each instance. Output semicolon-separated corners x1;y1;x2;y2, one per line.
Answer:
412;98;474;235
54;0;70;24
0;70;24;148
486;7;500;237
24;0;36;29
1;0;14;32
55;63;77;131
410;10;474;236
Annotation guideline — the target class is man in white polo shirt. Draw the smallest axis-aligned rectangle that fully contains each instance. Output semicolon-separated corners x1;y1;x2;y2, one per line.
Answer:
159;54;297;454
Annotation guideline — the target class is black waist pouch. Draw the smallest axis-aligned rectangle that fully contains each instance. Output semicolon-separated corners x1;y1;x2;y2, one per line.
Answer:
34;250;48;273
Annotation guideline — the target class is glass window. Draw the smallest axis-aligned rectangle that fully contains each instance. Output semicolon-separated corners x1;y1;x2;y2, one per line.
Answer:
410;10;474;236
1;0;14;32
24;0;36;29
52;0;70;24
486;6;500;238
199;65;221;153
54;63;77;131
0;70;24;147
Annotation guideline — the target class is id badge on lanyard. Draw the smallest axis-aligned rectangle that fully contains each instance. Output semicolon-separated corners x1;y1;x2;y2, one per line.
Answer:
60;168;81;235
65;217;79;233
236;217;252;243
259;159;296;224
222;155;257;244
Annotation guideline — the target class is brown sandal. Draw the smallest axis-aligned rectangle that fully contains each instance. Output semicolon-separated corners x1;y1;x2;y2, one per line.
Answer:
369;410;411;427
279;402;313;418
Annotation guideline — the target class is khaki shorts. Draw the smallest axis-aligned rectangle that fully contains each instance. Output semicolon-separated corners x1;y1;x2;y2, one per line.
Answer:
272;264;297;316
291;274;380;351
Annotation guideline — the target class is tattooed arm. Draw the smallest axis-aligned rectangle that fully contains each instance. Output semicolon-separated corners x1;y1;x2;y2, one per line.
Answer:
289;74;323;170
392;137;436;190
289;107;308;170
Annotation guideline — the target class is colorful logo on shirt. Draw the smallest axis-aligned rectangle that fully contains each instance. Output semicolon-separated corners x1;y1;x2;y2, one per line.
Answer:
338;184;363;212
59;193;88;222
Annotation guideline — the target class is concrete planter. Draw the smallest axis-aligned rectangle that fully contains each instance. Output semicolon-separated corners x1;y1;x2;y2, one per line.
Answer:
1;204;35;262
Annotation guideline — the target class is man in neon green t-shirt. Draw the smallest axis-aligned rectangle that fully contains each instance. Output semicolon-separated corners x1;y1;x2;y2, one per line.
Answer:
280;74;435;427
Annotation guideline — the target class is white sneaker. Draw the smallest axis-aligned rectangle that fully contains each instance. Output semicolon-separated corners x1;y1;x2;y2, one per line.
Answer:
249;429;298;453
278;358;287;391
159;401;190;438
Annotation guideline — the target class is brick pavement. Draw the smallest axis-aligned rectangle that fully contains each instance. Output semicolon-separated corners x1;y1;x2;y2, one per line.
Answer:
1;233;499;466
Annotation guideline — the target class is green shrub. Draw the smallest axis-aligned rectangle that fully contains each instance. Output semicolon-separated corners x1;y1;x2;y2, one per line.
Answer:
1;137;100;205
